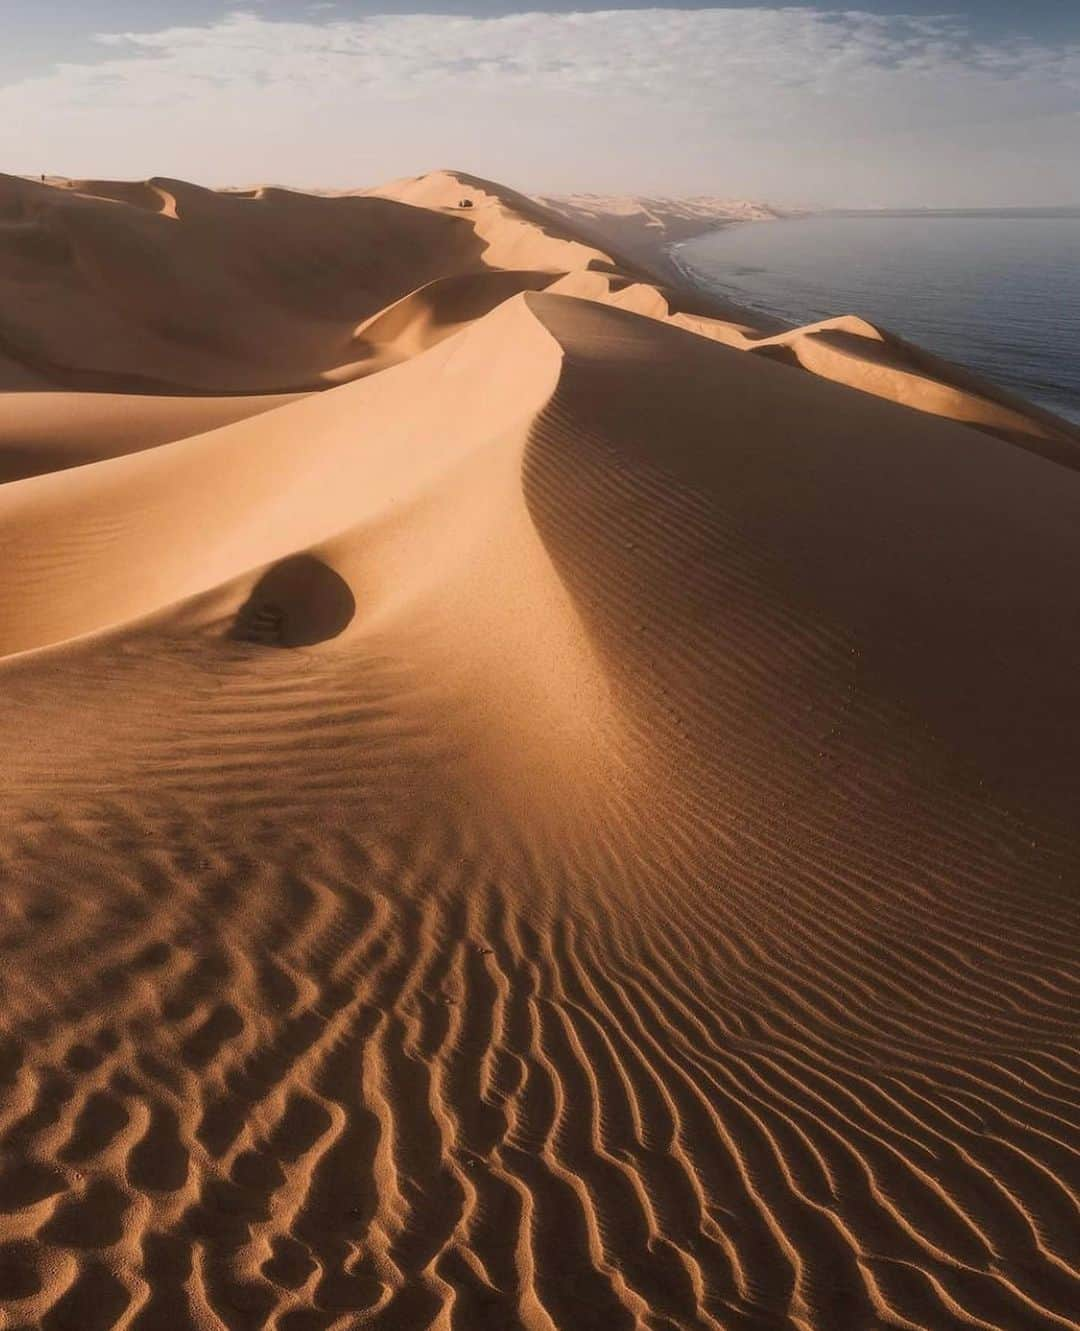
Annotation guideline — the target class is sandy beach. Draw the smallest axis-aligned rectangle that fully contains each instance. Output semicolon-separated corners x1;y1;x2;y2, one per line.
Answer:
0;168;1077;1331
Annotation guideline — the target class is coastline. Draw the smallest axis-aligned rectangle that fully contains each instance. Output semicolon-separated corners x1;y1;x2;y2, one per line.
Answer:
669;209;1080;426
665;223;793;329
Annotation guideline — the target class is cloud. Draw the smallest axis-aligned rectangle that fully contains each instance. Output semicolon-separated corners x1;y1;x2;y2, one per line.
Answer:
75;9;1080;106
2;8;1078;203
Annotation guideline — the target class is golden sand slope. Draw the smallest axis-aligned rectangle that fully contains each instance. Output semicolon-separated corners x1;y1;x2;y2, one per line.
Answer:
0;173;1078;1331
671;312;1080;462
0;392;300;483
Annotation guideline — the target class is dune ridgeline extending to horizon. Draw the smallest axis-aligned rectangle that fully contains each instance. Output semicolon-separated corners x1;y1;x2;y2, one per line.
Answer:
0;168;1077;1331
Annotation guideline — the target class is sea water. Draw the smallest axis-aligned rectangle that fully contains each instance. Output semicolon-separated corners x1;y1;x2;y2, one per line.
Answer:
675;211;1080;424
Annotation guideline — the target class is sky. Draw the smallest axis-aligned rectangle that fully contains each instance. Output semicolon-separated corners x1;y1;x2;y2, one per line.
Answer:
2;2;1078;206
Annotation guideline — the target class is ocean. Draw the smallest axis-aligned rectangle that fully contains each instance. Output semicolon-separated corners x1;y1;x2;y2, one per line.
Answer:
674;210;1080;425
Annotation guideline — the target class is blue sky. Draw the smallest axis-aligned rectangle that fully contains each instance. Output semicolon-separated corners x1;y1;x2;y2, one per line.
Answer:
4;4;1078;203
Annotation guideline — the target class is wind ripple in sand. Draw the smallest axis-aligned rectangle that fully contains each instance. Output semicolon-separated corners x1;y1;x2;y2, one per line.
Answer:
0;804;1075;1331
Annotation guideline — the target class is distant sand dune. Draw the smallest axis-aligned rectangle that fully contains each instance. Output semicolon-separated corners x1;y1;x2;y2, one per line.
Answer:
680;313;1080;463
0;169;1077;1331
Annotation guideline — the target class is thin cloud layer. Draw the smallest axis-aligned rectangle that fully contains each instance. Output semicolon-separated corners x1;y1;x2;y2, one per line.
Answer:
4;8;1078;203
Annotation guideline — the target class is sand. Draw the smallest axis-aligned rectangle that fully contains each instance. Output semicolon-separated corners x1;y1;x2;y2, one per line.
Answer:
0;168;1077;1331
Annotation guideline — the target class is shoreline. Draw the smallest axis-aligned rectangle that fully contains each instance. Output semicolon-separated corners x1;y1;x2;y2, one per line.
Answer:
668;211;1080;426
664;224;794;329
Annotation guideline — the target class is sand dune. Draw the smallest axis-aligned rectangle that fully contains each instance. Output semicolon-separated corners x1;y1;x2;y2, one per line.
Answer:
677;313;1080;461
1;174;496;393
0;170;1077;1331
0;391;299;484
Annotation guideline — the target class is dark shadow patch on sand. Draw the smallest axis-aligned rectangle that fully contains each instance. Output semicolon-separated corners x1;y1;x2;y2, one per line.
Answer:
230;555;355;648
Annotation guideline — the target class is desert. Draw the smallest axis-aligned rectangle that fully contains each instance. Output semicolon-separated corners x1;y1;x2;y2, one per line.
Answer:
0;167;1077;1331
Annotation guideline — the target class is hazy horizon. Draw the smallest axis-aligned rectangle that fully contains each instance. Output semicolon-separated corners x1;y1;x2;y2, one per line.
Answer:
4;3;1079;209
